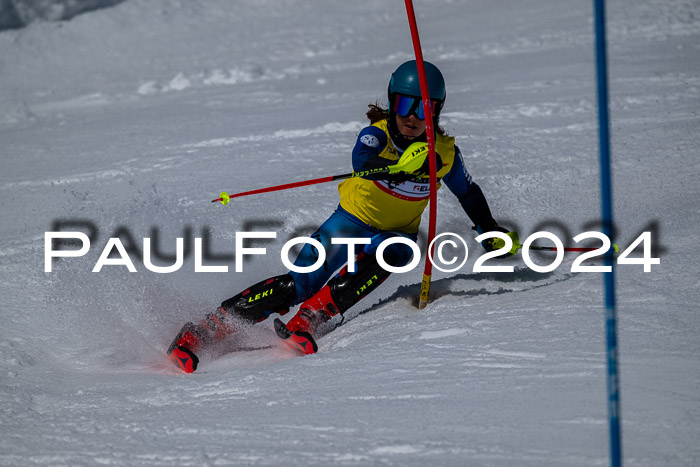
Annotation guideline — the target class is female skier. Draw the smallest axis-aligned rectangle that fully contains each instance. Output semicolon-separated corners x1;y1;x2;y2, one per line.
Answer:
168;60;518;373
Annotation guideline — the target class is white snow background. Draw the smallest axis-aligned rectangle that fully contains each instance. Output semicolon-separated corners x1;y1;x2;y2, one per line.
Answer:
1;0;699;465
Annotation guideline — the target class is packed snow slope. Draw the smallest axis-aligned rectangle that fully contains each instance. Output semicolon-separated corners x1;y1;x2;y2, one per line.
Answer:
0;0;125;31
1;0;699;465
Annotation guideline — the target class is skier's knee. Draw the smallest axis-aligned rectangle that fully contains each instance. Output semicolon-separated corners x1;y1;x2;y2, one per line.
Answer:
379;243;414;267
221;274;296;323
364;232;415;267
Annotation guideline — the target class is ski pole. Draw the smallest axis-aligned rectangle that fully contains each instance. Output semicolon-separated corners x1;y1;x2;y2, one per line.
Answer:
516;243;620;253
490;234;620;255
212;168;388;205
212;143;431;205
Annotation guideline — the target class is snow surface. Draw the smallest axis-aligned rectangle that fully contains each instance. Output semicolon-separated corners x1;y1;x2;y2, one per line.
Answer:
0;0;124;30
1;0;699;465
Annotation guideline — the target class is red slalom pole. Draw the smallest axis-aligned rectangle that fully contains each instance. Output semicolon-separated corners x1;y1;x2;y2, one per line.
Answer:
404;0;438;309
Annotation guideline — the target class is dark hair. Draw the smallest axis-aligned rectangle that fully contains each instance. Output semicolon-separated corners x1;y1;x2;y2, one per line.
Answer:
366;101;448;136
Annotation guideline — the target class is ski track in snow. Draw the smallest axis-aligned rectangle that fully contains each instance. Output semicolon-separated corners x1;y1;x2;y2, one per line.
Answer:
1;0;700;465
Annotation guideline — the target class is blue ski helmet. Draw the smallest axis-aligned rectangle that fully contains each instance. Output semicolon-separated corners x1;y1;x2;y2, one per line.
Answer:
388;60;446;118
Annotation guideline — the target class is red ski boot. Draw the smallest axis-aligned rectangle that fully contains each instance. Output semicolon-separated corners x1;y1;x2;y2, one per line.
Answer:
274;286;339;355
275;253;391;355
167;307;237;373
167;322;208;373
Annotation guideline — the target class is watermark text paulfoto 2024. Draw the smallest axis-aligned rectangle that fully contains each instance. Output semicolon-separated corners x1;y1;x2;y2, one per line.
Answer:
44;226;660;275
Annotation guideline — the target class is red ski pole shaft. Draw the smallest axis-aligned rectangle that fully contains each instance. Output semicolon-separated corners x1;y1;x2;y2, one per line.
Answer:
211;167;390;204
212;175;338;203
523;244;620;253
532;246;599;252
211;147;434;204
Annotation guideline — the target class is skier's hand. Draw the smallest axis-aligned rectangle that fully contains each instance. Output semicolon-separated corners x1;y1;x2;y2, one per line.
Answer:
394;142;443;178
384;172;413;183
414;151;443;178
480;226;520;257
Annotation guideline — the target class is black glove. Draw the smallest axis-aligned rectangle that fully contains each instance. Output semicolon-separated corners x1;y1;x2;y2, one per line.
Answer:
384;171;413;184
474;224;520;257
414;151;443;177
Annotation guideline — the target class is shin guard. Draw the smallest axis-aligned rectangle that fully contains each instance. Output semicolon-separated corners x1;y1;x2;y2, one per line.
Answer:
220;274;297;323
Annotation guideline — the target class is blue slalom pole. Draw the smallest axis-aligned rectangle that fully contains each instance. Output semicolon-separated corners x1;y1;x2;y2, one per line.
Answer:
593;0;621;465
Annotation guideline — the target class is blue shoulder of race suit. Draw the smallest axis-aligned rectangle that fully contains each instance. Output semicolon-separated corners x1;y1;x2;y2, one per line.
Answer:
443;145;475;198
351;126;390;172
444;145;496;228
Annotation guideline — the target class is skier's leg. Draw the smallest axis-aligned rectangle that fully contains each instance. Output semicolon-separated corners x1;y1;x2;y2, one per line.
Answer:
167;207;363;372
277;231;416;354
168;208;384;371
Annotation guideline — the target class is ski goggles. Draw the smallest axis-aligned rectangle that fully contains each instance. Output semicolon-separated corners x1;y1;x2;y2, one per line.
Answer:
393;94;437;120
